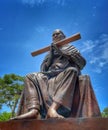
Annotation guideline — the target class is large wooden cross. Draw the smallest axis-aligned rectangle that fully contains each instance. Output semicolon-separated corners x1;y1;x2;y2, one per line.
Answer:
31;33;81;57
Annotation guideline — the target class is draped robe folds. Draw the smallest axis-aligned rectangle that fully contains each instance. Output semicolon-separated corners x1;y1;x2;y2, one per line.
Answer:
17;44;101;118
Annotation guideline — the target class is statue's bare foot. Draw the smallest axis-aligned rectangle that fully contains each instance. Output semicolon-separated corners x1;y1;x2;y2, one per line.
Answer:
10;109;40;120
46;108;64;119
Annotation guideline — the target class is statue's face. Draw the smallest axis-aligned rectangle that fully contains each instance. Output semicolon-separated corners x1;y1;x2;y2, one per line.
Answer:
52;30;65;43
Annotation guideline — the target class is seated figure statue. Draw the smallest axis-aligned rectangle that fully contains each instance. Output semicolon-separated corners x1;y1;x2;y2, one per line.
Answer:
13;29;101;120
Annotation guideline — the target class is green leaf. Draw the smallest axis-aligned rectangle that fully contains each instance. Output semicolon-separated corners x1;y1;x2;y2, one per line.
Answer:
0;73;24;114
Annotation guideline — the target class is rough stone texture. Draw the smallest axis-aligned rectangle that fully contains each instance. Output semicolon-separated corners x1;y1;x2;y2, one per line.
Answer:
0;118;108;130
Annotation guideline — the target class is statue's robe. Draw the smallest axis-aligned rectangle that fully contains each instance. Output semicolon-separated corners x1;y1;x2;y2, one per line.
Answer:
17;44;101;118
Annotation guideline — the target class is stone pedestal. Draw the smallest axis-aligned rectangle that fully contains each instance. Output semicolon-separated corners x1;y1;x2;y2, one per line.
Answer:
0;117;108;130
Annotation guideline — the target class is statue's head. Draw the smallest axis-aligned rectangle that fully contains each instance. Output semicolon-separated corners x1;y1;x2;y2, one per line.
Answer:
52;29;66;43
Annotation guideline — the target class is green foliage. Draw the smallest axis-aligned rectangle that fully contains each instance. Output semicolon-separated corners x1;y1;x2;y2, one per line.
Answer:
0;74;24;117
0;112;12;121
101;107;108;117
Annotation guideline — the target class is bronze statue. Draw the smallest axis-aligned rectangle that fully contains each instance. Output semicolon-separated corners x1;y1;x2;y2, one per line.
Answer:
12;29;101;120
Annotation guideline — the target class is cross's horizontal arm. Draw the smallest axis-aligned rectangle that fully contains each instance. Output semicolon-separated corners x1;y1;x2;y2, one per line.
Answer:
31;33;81;57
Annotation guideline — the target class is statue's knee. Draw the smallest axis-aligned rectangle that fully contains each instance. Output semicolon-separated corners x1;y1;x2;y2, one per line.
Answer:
66;67;78;74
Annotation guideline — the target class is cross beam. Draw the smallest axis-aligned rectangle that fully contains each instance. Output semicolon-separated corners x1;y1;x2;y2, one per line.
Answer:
31;33;81;57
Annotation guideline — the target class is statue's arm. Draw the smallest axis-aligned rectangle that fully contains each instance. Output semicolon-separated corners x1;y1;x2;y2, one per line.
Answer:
52;43;86;70
62;45;86;70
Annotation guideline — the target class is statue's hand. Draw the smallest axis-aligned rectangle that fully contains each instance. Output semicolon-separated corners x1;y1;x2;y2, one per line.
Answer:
51;43;58;50
50;43;63;55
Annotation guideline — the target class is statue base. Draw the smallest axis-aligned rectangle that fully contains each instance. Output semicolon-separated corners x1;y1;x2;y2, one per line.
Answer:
0;117;108;130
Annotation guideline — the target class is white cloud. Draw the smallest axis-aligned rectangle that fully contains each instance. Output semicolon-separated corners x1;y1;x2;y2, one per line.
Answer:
94;68;102;74
81;34;108;73
81;40;96;53
89;57;99;64
101;44;108;59
21;0;66;6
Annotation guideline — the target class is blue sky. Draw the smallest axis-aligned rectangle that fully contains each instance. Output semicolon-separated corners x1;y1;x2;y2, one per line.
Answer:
0;0;108;112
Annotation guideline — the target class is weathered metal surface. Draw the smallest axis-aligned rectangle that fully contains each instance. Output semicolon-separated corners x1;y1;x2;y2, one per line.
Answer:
0;118;108;130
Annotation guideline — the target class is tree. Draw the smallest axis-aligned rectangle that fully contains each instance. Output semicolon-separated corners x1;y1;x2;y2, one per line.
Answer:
0;74;24;117
0;112;12;121
101;107;108;117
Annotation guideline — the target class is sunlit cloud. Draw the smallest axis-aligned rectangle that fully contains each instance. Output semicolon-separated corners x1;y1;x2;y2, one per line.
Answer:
81;40;96;53
21;0;66;6
81;34;108;73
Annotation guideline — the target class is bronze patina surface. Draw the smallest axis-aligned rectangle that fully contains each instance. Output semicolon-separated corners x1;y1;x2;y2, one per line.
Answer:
12;29;101;120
